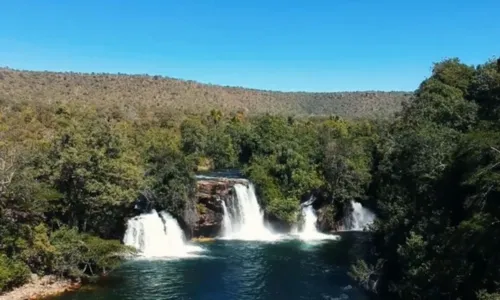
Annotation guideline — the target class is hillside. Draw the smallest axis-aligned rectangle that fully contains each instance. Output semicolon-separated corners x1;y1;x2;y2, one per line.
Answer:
0;68;412;119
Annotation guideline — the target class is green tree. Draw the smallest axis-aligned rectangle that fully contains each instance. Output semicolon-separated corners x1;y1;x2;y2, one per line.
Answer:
432;58;475;96
252;115;292;156
205;129;237;169
146;148;195;218
469;59;500;121
180;117;208;156
46;114;144;237
403;77;478;131
0;255;29;292
50;226;134;279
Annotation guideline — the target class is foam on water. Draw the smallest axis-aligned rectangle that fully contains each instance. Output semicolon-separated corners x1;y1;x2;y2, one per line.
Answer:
220;183;282;241
343;201;375;231
123;210;205;259
293;205;340;242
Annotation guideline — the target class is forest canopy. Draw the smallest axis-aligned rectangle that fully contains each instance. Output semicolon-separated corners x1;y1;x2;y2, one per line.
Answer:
0;67;410;120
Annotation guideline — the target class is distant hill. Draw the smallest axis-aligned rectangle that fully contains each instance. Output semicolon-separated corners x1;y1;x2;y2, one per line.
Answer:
0;68;412;120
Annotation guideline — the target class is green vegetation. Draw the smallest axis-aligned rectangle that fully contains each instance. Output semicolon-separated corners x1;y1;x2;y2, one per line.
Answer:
0;57;499;299
0;68;410;120
351;57;500;299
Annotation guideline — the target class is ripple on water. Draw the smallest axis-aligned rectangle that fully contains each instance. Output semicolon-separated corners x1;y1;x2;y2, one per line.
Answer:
50;233;371;300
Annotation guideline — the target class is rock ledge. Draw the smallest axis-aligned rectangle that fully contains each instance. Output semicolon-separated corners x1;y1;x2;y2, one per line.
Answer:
0;275;80;300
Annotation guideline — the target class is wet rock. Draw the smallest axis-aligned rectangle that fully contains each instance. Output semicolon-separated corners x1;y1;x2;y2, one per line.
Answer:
188;177;248;238
317;206;344;233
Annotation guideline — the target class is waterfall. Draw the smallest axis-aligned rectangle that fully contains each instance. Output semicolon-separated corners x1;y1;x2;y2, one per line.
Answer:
294;204;339;241
301;206;319;236
221;201;233;236
123;210;204;258
344;201;375;231
221;183;277;241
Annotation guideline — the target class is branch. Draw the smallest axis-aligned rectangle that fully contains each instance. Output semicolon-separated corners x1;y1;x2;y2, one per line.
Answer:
475;148;500;177
0;155;16;194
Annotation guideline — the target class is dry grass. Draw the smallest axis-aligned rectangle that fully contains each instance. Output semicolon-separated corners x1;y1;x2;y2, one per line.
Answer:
0;68;412;120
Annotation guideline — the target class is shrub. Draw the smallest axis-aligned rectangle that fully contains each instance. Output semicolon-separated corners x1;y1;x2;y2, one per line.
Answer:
0;254;30;292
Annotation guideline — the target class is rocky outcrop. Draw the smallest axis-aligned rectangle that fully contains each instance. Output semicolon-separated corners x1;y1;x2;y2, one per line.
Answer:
188;177;248;238
317;206;345;233
0;275;80;300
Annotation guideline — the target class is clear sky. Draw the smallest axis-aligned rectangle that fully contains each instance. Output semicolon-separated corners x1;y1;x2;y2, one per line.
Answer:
0;0;498;92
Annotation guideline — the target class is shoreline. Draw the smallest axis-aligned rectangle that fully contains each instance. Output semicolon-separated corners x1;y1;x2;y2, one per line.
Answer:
0;275;81;300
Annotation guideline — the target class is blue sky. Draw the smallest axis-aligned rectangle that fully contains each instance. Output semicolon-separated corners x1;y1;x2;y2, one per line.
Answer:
0;0;498;92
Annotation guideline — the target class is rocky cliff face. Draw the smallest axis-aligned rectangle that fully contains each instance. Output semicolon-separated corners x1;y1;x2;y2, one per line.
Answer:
300;191;346;233
316;206;345;232
185;177;248;238
183;178;347;237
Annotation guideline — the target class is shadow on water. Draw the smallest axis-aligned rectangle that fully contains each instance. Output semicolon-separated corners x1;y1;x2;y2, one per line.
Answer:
47;232;372;300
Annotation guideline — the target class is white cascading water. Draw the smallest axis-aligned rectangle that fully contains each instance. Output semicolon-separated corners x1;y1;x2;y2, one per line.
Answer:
221;201;233;237
301;206;319;236
221;183;278;241
123;210;204;258
344;201;375;231
295;205;339;241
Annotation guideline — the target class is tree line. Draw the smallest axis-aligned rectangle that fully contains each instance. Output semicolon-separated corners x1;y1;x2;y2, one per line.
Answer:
0;67;410;119
350;57;500;300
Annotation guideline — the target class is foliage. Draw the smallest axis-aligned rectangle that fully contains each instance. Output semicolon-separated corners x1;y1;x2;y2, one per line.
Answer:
196;203;207;215
0;68;410;119
244;117;323;224
0;255;30;292
50;227;134;279
321;136;372;205
146;148;196;218
180;117;207;157
205;128;237;169
45;110;145;237
477;290;500;300
1;56;500;300
19;224;57;275
469;59;500;121
350;56;500;300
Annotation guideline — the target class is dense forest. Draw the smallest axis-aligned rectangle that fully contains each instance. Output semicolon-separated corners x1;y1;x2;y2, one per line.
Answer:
1;57;499;299
0;68;410;119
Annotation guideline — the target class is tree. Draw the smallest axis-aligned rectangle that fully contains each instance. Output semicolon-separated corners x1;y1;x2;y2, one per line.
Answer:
246;144;322;224
205;129;237;169
403;78;478;131
321;137;372;204
180;117;208;156
0;254;29;292
50;226;134;279
431;58;475;96
252;115;292;156
146;148;195;218
353;58;500;299
46;114;144;237
209;109;223;125
469;59;500;121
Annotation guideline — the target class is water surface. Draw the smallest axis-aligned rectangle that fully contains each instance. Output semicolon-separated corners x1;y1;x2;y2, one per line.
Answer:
51;232;369;300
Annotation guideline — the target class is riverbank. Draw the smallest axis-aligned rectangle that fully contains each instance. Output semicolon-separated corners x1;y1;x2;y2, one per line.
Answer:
0;275;80;300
